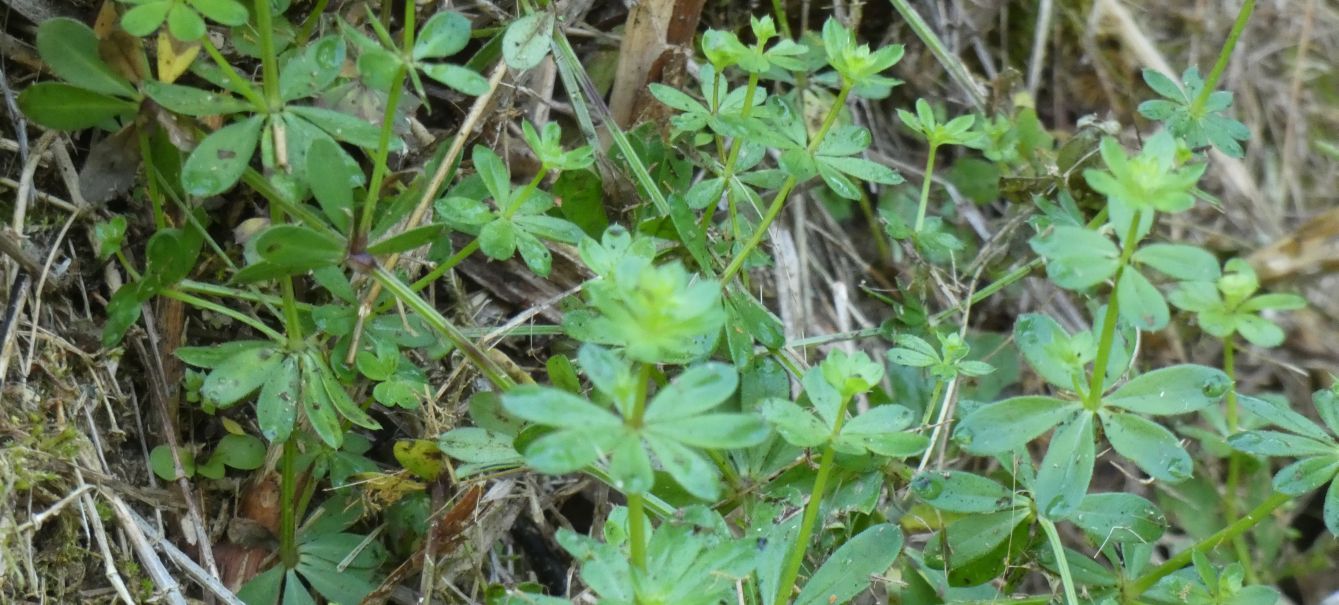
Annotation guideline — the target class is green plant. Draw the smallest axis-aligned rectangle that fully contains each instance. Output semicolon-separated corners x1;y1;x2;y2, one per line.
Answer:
17;1;1334;604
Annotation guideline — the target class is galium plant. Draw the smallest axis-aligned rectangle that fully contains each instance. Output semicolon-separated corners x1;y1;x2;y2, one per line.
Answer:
15;0;1334;604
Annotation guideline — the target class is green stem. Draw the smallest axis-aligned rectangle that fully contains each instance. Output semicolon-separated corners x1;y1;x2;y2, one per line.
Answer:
1222;339;1258;584
199;37;267;111
774;393;856;604
358;65;409;239
920;378;945;427
370;266;515;390
769;0;792;39
913;144;939;233
294;0;330;45
721;84;852;283
1085;211;1143;408
1192;0;1256;115
721;72;761;242
1127;492;1289;597
886;0;987;112
159;289;285;342
1040;518;1079;605
407;239;480;293
279;438;298;567
627;363;652;571
253;0;280;109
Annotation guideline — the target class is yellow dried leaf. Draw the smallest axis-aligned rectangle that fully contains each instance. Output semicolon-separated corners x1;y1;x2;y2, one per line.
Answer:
157;31;200;84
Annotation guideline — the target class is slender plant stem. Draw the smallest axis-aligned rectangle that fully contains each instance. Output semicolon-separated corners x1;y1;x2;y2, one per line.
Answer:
1221;339;1258;583
278;438;298;567
253;0;280;109
1127;492;1289;597
774;393;856;603
294;0;330;44
1192;0;1256;115
159;289;285;342
370;266;515;390
1039;518;1079;605
770;0;792;38
627;363;652;571
199;37;267;111
359;65;409;238
721;84;852;283
407;240;480;293
920;378;945;427
1085;211;1144;408
913;143;939;233
722;72;761;241
886;0;987;112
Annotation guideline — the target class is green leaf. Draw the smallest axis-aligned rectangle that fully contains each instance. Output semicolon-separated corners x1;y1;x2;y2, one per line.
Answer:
36;18;136;98
420;63;490;96
189;0;248;25
307;138;358;233
167;4;206;41
315;357;380;430
287;105;391;150
209;433;266;471
923;510;1027;571
143;81;251;116
1034;410;1095;519
298;548;377;604
643;433;718;499
1272;456;1339;496
102;282;147;347
644;363;738;421
1235;314;1285;348
437;427;522;465
521;427;624;474
794;524;903;605
953;396;1077;454
607;435;654;494
1132;244;1221;281
502;11;555;71
479;219;518;259
1100;410;1192;482
257;356;300;442
1228;430;1337;458
1072;492;1166;543
910;471;1019;514
17;83;136;130
301;356;345;448
648;413;769;449
177;340;273;368
236;565;283;604
514;228;552;276
1103;364;1230;415
280;36;346;102
839;405;925;457
1013;313;1082;391
413;11;471;60
181;115;264;196
1117;269;1170;331
149;445;195;481
94;216;129;261
252;224;345;271
503;386;621;429
121;1;171;36
1238;393;1333;442
760;398;829;447
201;344;284;408
143;226;203;288
1030;226;1120;289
